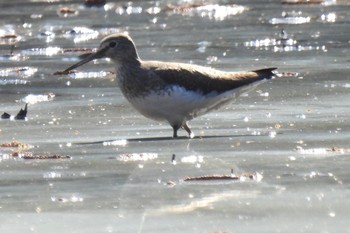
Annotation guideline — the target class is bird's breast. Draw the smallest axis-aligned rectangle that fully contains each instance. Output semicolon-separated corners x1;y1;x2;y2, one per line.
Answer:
116;66;164;99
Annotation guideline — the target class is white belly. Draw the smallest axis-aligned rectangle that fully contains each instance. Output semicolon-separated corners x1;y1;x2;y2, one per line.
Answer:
126;83;262;126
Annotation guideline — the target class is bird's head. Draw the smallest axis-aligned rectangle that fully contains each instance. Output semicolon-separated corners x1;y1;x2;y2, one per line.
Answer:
62;33;140;73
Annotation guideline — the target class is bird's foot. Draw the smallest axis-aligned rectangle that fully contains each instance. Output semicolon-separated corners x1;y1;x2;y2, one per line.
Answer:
182;122;194;139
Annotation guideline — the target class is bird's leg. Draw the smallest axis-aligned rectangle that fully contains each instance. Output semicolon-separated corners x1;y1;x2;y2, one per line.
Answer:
182;122;194;139
172;124;180;138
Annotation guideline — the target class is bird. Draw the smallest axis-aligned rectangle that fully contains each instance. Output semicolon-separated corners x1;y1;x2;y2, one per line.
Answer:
60;33;277;138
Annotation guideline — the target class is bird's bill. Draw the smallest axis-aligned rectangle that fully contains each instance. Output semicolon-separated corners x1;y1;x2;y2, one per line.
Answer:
62;46;108;73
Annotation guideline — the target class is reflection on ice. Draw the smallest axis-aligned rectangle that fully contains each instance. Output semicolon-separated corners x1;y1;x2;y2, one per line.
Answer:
114;3;245;20
244;30;327;52
67;71;113;79
0;67;37;78
168;4;245;20
51;195;84;203
270;11;311;25
116;3;143;15
181;155;204;164
295;146;348;155
0;79;28;85
102;140;128;146
0;53;26;61
187;4;245;21
197;41;211;53
154;190;261;214
43;171;62;179
244;37;296;48
116;152;158;162
38;31;55;42
270;11;337;24
65;27;99;43
320;13;336;23
281;0;336;6
270;16;311;25
23;47;61;56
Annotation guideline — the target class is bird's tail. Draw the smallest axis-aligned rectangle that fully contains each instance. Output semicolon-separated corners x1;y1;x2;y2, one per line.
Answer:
253;67;277;80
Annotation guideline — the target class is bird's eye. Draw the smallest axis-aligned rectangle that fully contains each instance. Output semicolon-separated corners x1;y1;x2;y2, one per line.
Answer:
109;41;117;48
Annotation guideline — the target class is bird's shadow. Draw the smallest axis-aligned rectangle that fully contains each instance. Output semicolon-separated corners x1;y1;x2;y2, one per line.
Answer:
73;133;276;146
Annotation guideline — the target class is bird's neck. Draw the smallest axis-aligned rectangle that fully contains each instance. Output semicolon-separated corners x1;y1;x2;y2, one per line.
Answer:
114;58;141;75
114;59;146;98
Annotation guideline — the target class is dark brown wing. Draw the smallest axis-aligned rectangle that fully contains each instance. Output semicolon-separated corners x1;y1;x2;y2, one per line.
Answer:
143;61;276;95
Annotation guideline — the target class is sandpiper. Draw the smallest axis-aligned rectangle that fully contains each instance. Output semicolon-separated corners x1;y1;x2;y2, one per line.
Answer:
61;33;276;138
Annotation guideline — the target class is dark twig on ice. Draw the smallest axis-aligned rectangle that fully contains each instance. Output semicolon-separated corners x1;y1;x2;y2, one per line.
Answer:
1;112;11;119
1;104;28;120
171;154;176;163
15;104;28;120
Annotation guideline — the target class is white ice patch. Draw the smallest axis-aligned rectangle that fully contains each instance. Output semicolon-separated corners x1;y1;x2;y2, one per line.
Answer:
21;93;55;104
